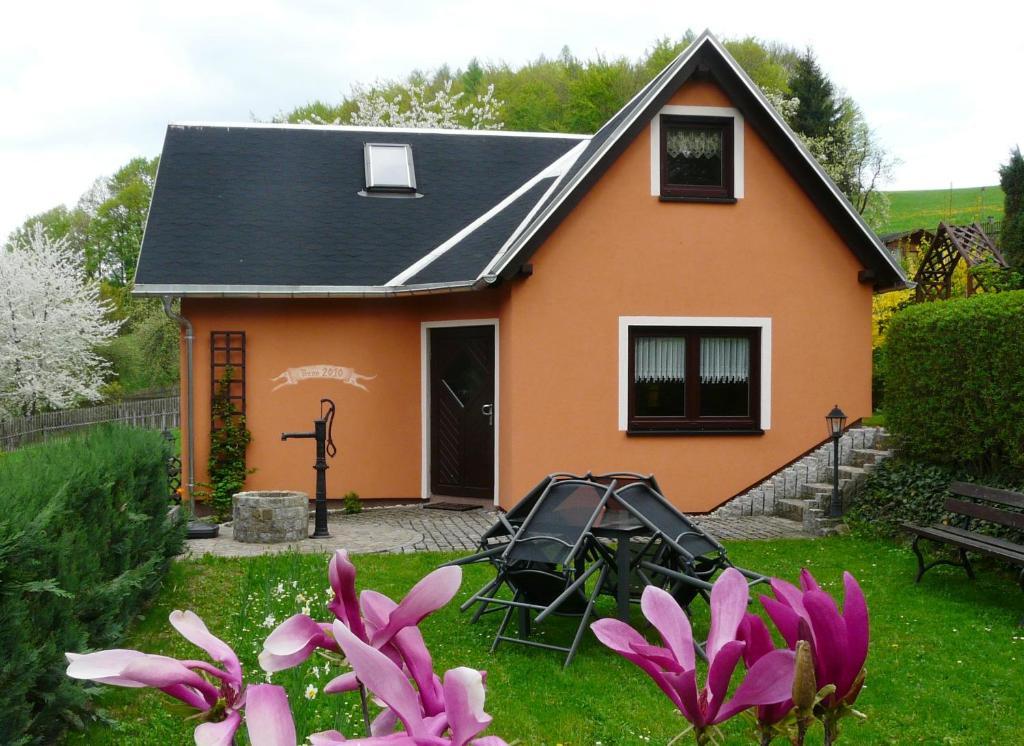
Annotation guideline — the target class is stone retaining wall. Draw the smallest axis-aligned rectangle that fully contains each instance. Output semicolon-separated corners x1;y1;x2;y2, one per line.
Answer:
707;427;892;535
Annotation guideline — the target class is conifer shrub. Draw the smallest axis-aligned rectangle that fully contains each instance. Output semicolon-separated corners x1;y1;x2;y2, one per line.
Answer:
0;426;184;745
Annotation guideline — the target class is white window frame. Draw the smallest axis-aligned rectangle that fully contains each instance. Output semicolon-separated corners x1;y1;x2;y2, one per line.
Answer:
618;316;770;431
650;105;744;199
365;142;417;191
420;318;500;504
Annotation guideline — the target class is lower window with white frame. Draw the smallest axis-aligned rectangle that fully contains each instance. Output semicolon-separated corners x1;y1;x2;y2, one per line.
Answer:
628;326;761;433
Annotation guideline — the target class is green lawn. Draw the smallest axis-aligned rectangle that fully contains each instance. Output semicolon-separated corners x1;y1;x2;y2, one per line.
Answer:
881;185;1004;234
65;537;1024;745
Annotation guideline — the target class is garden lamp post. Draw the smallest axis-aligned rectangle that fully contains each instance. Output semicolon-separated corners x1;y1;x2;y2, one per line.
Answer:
826;404;847;518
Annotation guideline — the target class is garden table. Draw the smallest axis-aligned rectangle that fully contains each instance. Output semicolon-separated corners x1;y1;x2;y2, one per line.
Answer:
592;512;651;622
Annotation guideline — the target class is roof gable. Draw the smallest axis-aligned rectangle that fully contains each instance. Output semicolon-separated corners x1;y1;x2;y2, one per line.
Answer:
486;31;908;292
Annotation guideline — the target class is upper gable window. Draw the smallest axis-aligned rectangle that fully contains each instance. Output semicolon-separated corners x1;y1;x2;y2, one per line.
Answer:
659;115;734;201
364;143;416;192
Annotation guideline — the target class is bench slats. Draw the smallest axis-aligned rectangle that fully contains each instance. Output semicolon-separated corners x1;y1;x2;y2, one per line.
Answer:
937;524;1024;557
943;497;1024;532
904;523;1024;565
950;481;1024;510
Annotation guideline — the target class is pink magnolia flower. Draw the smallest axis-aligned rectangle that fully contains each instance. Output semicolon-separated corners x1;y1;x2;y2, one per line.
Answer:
737;613;795;736
259;549;461;703
67;610;265;746
591;568;795;745
242;626;509;746
307;620;509;745
759;569;869;711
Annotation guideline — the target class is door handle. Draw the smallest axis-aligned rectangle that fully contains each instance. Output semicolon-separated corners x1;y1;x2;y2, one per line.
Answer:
481;403;494;426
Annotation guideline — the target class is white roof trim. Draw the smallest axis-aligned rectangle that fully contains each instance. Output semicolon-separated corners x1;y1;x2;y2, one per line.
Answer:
168;121;589;140
479;139;590;278
387;140;589;286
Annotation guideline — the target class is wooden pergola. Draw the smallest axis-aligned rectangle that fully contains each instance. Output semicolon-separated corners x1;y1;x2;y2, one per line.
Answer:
913;222;1007;302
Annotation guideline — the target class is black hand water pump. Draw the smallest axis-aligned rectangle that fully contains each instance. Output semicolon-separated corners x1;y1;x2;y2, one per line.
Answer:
281;398;336;538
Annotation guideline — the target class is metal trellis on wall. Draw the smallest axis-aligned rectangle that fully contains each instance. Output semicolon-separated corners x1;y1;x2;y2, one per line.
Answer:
210;331;246;417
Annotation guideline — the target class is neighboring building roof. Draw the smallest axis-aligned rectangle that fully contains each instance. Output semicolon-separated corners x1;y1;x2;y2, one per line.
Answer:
134;31;908;298
880;227;934;247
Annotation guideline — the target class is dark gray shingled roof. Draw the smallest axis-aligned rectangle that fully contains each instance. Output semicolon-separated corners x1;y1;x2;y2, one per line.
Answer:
406;178;556;285
134;31;907;297
134;126;583;292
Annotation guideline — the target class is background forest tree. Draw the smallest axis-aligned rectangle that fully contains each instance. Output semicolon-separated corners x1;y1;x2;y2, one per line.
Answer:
999;146;1024;269
4;31;898;405
285;33;893;225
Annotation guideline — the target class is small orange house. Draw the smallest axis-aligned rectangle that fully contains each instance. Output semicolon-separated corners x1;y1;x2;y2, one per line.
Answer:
134;32;906;514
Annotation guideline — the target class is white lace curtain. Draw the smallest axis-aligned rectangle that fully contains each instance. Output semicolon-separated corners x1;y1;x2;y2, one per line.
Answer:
635;337;685;383
666;128;722;160
700;337;749;383
635;335;749;384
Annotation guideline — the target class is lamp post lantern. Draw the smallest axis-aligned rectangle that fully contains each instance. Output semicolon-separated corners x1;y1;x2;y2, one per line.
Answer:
826;404;847;518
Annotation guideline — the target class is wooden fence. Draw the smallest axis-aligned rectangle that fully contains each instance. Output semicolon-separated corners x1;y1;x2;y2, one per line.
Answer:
0;396;181;451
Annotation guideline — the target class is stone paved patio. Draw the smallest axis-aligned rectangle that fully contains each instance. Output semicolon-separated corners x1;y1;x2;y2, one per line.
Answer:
182;504;811;559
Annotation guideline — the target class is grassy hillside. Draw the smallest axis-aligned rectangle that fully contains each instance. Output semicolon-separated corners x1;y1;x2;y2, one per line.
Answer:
881;185;1004;234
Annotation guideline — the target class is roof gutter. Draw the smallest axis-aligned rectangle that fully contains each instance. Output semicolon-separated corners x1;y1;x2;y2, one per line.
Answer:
135;279;488;299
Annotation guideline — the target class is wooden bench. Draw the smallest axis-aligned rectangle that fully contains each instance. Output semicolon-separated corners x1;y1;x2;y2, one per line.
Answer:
903;482;1024;621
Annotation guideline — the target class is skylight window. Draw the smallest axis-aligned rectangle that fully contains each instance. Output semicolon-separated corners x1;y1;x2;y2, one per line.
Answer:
364;143;416;192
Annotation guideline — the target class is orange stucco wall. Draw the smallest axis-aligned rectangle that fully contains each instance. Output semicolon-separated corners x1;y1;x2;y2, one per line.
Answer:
497;79;872;511
180;291;505;503
179;77;873;513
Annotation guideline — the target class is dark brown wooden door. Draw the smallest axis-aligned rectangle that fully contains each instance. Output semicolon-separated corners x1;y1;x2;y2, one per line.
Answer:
430;326;495;499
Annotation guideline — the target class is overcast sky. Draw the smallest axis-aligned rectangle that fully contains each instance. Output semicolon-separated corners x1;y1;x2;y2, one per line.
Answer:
2;0;1021;239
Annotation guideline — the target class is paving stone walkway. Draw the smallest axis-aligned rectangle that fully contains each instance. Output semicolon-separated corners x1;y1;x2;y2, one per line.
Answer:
182;505;810;559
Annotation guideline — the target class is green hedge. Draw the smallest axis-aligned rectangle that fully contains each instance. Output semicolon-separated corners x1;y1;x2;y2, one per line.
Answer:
883;290;1024;471
0;426;185;745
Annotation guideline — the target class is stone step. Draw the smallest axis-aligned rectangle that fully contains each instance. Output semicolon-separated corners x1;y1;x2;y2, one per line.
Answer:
803;507;846;534
798;480;856;497
710;427;890;521
851;448;893;467
802;481;835;498
776;497;813;521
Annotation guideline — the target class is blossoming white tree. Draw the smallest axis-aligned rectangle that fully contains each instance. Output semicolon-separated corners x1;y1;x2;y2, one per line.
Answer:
766;90;895;229
303;79;505;130
0;225;120;420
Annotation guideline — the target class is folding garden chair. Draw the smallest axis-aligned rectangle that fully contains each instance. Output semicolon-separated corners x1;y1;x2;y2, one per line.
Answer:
601;480;769;616
468;478;614;667
446;472;589;621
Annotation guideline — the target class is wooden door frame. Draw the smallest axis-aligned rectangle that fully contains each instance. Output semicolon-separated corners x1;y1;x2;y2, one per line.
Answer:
420;319;499;505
